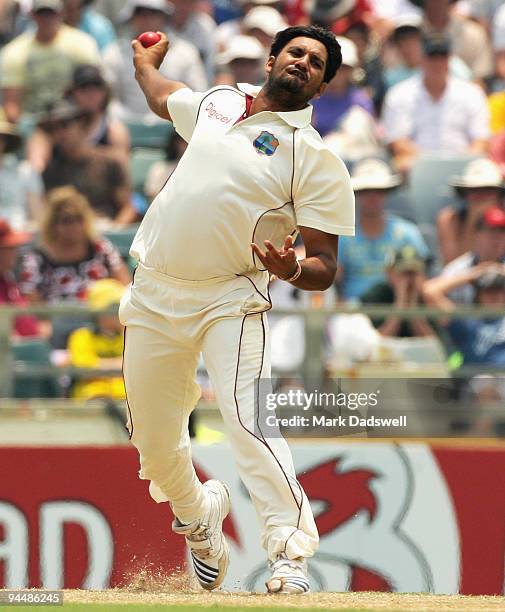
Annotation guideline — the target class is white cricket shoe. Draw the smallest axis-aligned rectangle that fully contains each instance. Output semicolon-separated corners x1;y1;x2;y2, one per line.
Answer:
172;480;230;591
265;553;310;594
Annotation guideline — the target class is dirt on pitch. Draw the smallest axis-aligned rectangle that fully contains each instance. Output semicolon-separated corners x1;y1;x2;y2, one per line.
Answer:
63;570;505;611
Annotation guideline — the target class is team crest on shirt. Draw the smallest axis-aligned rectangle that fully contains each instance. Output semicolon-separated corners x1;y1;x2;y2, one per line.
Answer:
253;131;279;156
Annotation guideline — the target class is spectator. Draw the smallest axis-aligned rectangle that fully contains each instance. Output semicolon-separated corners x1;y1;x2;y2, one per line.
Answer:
440;206;505;304
343;20;386;114
104;0;207;123
242;6;288;50
215;35;264;87
144;132;187;200
0;219;43;338
337;158;429;300
437;159;504;264
0;0;99;123
384;15;472;90
215;0;284;50
27;64;131;173
169;0;217;84
361;244;434;337
39;100;137;226
68;278;126;400
382;34;490;172
19;186;130;304
0;108;43;230
408;0;493;80
62;0;116;52
312;36;374;137
423;262;505;367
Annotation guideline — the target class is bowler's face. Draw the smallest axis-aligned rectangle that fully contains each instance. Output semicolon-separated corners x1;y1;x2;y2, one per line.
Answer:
266;36;328;101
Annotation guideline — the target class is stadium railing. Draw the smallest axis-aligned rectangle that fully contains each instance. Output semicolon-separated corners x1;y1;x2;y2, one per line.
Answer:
0;303;504;397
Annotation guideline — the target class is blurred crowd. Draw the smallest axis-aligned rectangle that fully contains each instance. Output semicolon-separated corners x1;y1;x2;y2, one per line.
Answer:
0;0;504;404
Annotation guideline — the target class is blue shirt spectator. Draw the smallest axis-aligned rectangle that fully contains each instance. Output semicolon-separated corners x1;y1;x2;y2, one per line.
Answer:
337;158;429;301
339;213;429;300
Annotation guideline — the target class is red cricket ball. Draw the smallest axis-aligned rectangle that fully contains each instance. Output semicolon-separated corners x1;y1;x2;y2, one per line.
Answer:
137;31;162;48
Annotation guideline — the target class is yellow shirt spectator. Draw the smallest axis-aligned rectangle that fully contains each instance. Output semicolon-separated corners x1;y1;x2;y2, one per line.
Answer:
0;24;99;115
489;91;505;135
68;327;125;400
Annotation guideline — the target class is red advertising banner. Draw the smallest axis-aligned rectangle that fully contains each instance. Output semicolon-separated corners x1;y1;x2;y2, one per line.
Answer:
1;444;504;594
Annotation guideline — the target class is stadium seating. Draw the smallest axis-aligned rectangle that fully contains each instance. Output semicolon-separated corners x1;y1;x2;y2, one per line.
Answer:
126;120;174;149
408;153;480;226
130;147;165;194
12;339;60;398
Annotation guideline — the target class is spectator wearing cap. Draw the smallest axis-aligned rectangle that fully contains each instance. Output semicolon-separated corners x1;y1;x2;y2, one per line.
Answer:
408;0;493;80
423;260;505;367
384;15;471;90
0;0;100;123
337;158;429;300
27;64;131;173
312;36;373;137
440;206;505;305
39;100;137;225
0;219;43;339
169;0;217;85
0;107;43;230
103;0;207;123
62;0;116;52
382;33;490;172
437;159;504;264
342;19;386;114
215;0;284;51
360;244;434;337
242;6;288;50
215;35;265;87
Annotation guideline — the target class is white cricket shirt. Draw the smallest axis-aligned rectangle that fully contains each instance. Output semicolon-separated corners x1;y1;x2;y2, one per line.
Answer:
130;83;355;280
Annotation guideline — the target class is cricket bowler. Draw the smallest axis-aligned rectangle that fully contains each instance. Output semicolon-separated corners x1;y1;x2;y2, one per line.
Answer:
120;24;355;594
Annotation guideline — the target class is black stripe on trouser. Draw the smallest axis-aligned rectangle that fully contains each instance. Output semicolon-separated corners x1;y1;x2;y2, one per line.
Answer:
233;313;304;538
122;326;134;440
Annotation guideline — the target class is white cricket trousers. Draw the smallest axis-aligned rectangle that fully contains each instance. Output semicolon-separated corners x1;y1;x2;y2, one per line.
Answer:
119;263;318;561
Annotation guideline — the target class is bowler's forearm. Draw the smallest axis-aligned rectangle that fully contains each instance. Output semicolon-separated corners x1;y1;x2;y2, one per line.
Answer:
135;64;186;120
289;255;337;291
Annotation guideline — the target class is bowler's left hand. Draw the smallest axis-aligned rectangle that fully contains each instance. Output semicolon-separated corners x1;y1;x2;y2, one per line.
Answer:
251;235;298;280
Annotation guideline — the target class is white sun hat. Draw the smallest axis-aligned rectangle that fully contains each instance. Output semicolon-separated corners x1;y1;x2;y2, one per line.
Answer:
243;6;288;38
335;36;359;68
448;158;504;189
216;35;265;65
351;158;402;191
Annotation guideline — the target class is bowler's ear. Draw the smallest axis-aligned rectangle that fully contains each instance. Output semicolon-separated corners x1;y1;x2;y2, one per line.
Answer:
265;55;276;75
313;81;327;99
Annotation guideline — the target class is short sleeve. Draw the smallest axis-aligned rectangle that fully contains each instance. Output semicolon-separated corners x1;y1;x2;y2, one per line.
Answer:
292;132;355;236
166;87;207;142
466;83;491;141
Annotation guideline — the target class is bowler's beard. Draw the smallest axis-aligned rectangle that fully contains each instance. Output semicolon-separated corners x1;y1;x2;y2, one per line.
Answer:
264;72;310;111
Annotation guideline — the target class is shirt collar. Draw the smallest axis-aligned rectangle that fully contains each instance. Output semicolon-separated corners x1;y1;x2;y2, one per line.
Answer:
237;83;313;129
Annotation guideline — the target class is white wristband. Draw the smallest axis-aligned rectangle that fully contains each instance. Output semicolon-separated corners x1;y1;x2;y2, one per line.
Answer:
283;259;302;283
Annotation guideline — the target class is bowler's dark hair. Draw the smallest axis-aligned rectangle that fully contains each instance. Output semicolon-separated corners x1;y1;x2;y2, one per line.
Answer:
269;25;342;83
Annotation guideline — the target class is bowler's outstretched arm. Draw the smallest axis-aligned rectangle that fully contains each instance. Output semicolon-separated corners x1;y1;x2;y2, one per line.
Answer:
132;32;187;121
